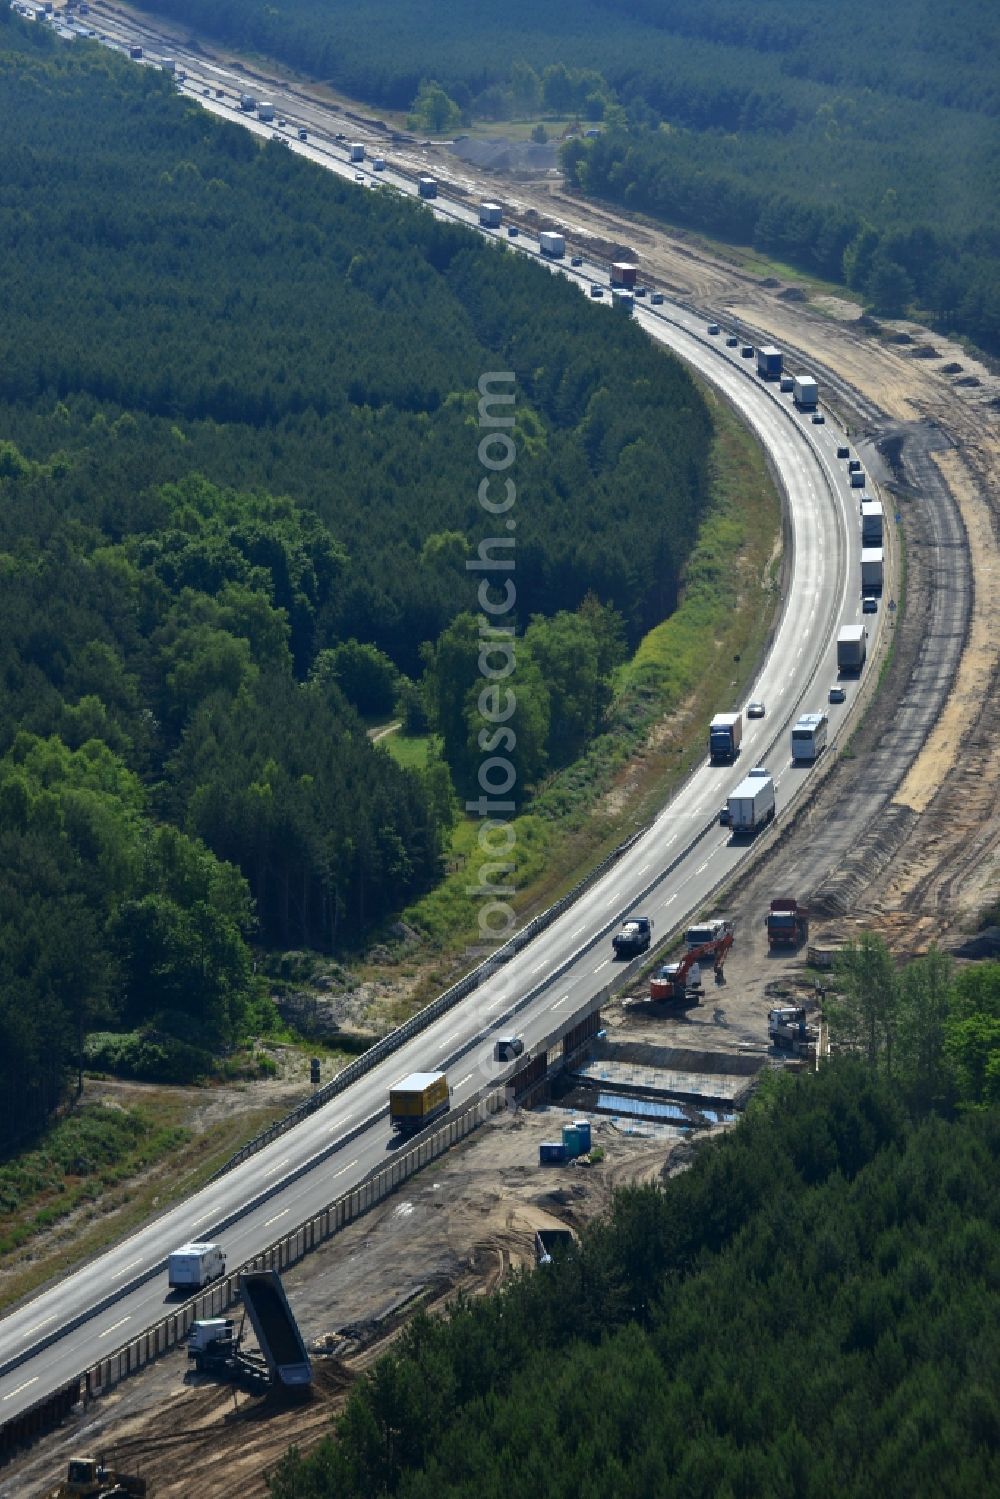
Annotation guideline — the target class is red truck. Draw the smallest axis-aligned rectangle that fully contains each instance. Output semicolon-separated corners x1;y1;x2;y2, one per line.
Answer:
765;899;809;949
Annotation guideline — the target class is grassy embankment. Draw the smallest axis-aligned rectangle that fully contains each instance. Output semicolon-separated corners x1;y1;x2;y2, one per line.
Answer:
0;1088;297;1312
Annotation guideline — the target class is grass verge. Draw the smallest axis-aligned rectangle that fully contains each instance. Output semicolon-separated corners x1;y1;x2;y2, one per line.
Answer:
0;1085;295;1313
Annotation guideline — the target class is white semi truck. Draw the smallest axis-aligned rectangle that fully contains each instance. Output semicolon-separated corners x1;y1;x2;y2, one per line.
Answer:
539;231;565;258
724;768;775;834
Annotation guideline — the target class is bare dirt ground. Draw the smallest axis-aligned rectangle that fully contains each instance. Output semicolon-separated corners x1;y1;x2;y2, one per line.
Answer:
6;1104;694;1499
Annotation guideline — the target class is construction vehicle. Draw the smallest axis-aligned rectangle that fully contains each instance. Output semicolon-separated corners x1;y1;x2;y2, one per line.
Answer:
768;1006;818;1051
649;922;734;1001
49;1456;146;1497
765;899;809;948
186;1270;311;1392
612;915;652;958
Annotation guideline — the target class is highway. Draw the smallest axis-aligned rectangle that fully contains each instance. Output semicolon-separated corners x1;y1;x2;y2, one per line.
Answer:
1;7;875;1422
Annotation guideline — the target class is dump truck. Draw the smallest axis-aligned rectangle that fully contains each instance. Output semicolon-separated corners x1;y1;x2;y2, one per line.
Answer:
612;915;652;958
836;624;867;673
49;1456;146;1497
709;711;743;764
650;922;734;1001
726;768;775;834
418;176;437;199
793;375;818;409
389;1071;450;1134
167;1241;225;1291
539;230;565;257
756;346;783;380
610;261;638;288
860;500;884;545
479;201;503;227
765;899;809;948
861;547;884;593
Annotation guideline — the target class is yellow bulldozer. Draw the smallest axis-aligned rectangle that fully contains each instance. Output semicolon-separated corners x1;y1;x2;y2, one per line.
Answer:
49;1455;147;1498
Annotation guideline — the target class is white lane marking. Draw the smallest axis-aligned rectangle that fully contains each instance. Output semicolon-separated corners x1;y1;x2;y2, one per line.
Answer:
263;1157;289;1178
441;1029;462;1044
20;1316;55;1341
637;862;651;875
264;1208;290;1228
664;893;678;905
531;960;547;974
112;1258;144;1281
570;924;586;938
99;1316;131;1340
487;995;506;1010
593;958;611;973
695;861;709;875
328;1113;354;1132
551;993;572;1010
2;1377;38;1401
332;1158;359;1179
456;1073;475;1089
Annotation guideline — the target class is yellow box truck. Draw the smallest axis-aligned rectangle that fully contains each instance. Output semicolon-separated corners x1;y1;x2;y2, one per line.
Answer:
389;1071;450;1135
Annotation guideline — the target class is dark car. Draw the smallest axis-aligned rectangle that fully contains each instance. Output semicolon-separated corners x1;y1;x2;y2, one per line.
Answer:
507;225;519;237
719;805;733;827
634;286;647;298
570;255;584;267
741;345;754;358
726;335;739;347
707;323;721;335
829;685;846;704
747;700;766;719
590;284;604;298
812;412;826;424
862;596;878;614
651;291;664;304
837;445;850;459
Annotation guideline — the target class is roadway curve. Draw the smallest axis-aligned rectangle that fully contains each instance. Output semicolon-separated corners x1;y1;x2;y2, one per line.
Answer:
1;13;876;1421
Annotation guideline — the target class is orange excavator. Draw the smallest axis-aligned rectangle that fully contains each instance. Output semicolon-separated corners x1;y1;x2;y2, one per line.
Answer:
649;921;734;1003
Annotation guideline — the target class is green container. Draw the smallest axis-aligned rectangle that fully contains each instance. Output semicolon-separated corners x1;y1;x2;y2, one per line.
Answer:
562;1125;582;1159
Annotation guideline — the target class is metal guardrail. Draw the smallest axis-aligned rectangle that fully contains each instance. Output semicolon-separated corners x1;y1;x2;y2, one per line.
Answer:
209;827;651;1180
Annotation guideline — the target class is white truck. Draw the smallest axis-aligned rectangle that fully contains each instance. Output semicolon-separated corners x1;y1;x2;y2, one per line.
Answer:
168;1242;226;1291
724;768;775;834
539;231;565;258
349;142;365;162
479;202;503;227
861;548;884;592
418;176;437;199
258;101;275;123
836;625;867;673
792;375;818;410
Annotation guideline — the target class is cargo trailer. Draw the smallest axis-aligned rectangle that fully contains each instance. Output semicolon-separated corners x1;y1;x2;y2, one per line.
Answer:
389;1070;450;1133
726;768;775;834
861;547;884;593
539;231;565;258
793;375;818;409
610;262;638;288
756;346;783;380
836;625;867;673
418;176;437;198
709;711;743;764
861;501;884;544
479;201;503;227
